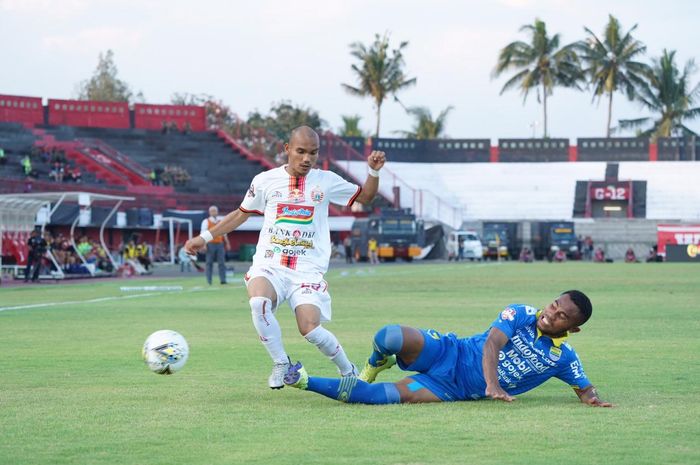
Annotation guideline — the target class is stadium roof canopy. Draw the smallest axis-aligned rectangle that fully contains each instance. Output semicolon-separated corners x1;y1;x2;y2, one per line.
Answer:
0;192;134;232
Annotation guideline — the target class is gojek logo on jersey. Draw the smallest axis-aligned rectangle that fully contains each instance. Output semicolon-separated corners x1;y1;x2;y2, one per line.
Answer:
275;203;315;225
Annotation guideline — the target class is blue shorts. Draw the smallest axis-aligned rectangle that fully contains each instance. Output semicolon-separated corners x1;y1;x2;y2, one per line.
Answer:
400;329;465;402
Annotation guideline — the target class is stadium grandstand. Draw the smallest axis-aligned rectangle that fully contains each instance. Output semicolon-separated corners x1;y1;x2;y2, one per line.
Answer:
1;91;699;281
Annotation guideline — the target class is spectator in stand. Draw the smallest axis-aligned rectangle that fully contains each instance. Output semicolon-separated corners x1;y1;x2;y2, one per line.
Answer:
593;247;606;263
519;247;533;263
149;169;159;186
161;121;169;134
24;229;47;282
625;247;638;263
169;121;178;132
73;166;82;183
21;155;33;177
0;147;6;165
182;121;192;135
553;248;567;262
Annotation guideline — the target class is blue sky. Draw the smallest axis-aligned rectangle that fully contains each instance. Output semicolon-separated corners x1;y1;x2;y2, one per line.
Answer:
1;0;698;139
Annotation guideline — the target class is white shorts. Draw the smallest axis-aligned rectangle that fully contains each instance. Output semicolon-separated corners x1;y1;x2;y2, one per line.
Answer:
244;265;332;322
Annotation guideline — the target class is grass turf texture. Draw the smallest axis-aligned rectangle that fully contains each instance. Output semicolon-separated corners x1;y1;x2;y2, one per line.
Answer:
1;262;698;465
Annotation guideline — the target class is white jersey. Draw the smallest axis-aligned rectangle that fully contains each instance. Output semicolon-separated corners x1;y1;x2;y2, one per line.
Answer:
239;166;361;274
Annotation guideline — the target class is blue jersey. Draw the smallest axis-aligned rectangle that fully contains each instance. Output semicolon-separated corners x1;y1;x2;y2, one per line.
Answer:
408;304;592;401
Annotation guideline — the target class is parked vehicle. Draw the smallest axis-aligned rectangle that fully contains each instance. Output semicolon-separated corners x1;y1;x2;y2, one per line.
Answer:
446;230;483;261
482;222;520;260
531;221;578;260
351;209;424;262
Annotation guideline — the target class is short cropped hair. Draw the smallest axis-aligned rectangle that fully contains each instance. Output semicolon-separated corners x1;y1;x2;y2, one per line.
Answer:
562;290;592;325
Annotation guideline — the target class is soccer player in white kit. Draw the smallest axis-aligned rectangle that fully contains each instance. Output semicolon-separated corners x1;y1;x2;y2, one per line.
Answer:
185;126;386;388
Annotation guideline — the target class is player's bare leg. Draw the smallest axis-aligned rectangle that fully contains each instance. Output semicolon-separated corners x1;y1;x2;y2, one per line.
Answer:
295;304;356;376
247;276;289;389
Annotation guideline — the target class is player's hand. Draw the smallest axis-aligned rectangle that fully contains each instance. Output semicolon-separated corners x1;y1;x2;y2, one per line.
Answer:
367;150;386;171
486;384;515;403
184;236;205;255
584;396;614;408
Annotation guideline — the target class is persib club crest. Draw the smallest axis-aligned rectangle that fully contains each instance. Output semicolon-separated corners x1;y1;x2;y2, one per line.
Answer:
549;347;562;362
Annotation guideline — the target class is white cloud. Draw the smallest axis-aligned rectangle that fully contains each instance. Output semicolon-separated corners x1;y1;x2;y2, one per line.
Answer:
42;27;143;54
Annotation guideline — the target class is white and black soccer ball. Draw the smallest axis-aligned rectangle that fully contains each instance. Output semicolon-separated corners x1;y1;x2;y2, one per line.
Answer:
142;330;189;374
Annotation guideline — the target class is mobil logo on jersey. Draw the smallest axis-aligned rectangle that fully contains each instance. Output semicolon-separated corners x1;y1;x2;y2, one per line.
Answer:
275;203;315;225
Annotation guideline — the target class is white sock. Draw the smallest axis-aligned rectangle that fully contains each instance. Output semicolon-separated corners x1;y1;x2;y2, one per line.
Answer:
304;325;354;375
249;297;287;364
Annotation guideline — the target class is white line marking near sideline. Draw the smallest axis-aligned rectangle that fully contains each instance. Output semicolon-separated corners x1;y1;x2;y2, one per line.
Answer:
0;284;244;313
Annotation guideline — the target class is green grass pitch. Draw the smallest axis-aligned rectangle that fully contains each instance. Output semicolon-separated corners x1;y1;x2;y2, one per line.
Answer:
1;262;699;465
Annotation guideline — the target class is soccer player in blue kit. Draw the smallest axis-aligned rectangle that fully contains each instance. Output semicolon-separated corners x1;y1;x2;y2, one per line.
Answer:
284;290;613;407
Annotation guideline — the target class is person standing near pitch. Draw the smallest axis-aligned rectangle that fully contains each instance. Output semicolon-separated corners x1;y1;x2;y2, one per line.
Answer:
185;126;385;388
200;205;230;285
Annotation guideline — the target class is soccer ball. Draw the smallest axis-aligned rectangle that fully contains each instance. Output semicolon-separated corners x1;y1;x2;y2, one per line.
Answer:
142;330;189;374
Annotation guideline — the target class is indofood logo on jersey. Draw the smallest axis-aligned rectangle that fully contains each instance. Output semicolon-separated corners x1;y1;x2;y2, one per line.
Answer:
275;204;314;225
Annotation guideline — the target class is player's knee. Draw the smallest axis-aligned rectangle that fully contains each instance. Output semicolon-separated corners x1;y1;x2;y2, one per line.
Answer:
374;324;403;354
302;323;323;340
249;296;273;318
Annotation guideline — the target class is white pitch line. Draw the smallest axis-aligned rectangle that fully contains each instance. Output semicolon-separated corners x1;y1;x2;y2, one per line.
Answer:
0;284;244;313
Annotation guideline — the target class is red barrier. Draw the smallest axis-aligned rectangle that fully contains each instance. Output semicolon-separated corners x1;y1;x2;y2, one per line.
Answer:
48;99;129;128
657;224;700;256
134;104;206;132
0;94;43;125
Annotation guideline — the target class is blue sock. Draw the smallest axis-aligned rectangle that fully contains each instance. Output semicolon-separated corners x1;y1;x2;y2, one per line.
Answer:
368;324;403;366
307;377;401;404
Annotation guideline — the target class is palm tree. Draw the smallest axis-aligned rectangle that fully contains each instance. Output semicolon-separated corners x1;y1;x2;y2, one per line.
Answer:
577;15;651;137
493;19;582;138
338;115;365;137
618;49;700;139
394;106;454;139
342;33;417;138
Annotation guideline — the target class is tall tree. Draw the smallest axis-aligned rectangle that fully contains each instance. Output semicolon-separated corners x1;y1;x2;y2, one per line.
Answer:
247;101;325;141
577;15;651;137
76;50;142;102
394;106;454;139
342;33;417;138
493;19;582;138
171;93;236;130
618;50;700;139
338;115;366;137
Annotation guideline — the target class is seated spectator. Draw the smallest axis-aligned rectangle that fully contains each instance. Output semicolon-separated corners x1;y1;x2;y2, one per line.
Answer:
519;247;533;263
69;165;82;183
0;147;6;165
76;236;92;257
625;247;638;263
593;247;606;263
646;245;661;263
136;242;151;271
182;121;192;134
169;121;178;132
161;121;169;134
553;248;566;262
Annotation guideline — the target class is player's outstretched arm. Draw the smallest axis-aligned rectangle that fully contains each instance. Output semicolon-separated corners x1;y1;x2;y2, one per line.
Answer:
482;327;515;402
355;151;386;205
575;385;613;408
184;209;252;255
